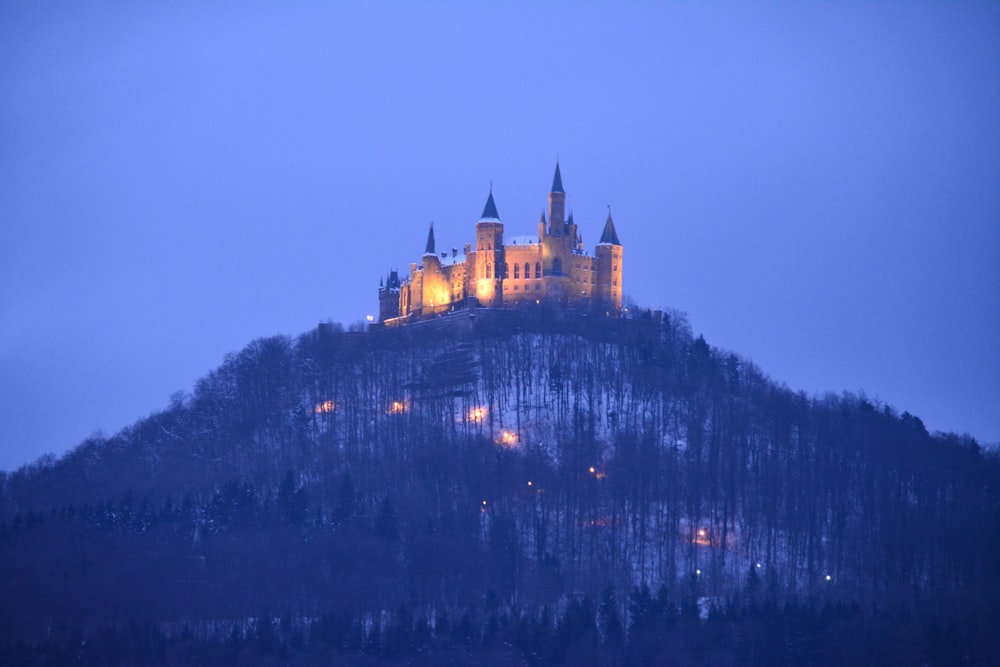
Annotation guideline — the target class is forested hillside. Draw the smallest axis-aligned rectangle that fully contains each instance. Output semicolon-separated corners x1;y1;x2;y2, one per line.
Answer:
2;309;998;665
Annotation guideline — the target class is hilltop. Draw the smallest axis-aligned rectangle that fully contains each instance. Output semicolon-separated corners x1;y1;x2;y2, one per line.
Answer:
1;308;998;664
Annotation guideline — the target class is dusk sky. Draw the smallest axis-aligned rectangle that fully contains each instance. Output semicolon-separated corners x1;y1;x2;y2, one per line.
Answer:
2;2;998;472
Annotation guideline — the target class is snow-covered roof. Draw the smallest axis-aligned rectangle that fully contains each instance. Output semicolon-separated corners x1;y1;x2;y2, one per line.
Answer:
439;252;466;267
506;235;539;246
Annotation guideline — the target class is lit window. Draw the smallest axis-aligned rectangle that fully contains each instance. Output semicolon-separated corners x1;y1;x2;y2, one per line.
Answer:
535;262;541;278
524;262;530;278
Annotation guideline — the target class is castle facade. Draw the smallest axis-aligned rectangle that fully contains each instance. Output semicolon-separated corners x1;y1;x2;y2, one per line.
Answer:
379;163;622;324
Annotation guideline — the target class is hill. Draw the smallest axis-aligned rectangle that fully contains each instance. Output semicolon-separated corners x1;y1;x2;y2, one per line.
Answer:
2;308;998;664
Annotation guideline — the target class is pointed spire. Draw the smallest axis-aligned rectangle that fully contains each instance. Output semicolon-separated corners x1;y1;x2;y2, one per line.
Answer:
480;186;501;221
540;209;546;224
424;222;435;254
551;161;564;193
599;207;621;245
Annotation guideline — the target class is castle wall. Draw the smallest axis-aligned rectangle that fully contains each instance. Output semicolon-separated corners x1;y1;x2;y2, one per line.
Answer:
568;254;596;305
501;243;544;305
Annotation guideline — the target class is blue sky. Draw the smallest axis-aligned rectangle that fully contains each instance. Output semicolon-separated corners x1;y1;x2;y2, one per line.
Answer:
2;2;998;470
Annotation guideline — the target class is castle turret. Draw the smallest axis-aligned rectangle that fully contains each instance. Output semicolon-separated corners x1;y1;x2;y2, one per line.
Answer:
420;221;450;315
473;187;504;307
595;208;623;313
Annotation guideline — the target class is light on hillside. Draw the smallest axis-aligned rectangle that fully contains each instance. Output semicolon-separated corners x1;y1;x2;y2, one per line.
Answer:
498;430;518;447
387;400;409;414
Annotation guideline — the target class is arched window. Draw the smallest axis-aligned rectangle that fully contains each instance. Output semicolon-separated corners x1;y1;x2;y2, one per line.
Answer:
552;257;562;275
504;263;509;279
524;263;530;279
486;263;492;279
513;263;520;279
535;262;541;279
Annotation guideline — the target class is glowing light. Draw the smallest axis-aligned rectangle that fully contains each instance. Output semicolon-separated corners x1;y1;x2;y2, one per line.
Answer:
482;500;488;506
588;466;596;474
527;480;533;487
698;529;707;537
693;528;711;546
498;430;518;447
387;399;409;414
467;406;488;423
825;575;831;582
315;400;336;414
366;314;374;323
756;563;762;569
696;569;701;576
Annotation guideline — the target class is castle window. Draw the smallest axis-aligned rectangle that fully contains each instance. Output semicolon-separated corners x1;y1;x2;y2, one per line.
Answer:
504;263;509;279
553;257;562;275
486;263;492;279
514;264;520;279
524;263;530;279
535;284;540;291
514;285;519;291
535;262;541;279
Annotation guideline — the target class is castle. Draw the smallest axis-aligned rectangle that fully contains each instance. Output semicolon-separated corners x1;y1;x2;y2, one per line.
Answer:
378;163;622;325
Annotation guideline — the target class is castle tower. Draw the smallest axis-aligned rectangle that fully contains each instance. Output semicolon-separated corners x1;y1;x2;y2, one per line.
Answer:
540;162;574;302
378;270;401;322
421;221;449;315
548;161;566;234
473;188;504;307
595;208;623;312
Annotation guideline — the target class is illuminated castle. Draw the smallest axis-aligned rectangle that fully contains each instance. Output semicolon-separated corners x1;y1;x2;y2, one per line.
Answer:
378;163;622;325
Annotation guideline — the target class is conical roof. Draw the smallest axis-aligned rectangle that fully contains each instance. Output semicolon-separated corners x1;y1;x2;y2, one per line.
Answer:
599;209;621;245
551;161;564;193
480;188;501;221
424;222;435;254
